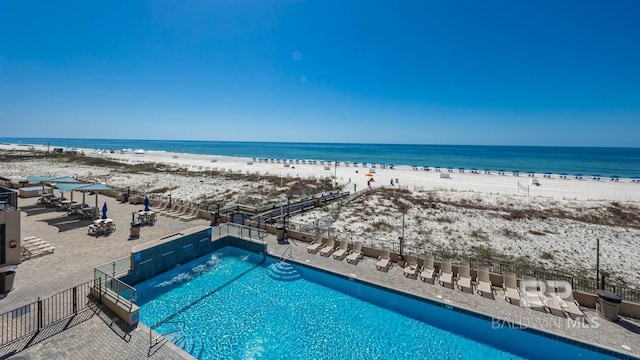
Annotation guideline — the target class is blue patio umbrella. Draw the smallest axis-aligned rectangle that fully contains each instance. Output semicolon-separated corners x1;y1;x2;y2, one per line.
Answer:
144;196;150;212
101;202;108;220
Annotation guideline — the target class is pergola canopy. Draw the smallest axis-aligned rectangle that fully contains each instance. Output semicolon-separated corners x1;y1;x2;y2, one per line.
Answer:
54;183;111;192
27;176;81;184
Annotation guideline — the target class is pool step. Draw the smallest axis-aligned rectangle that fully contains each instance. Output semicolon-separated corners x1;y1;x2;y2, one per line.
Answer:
266;261;302;281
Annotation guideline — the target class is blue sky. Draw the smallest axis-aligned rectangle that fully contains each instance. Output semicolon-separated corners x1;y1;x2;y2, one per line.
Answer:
1;1;639;146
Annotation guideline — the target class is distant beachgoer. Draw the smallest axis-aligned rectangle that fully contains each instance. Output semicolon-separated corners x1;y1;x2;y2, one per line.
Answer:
390;179;394;186
355;170;358;174
367;180;371;189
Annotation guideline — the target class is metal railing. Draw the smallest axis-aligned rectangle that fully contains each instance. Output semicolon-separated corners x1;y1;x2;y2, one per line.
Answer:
93;270;137;311
149;320;185;348
0;280;95;349
94;258;137;311
211;223;267;244
0;186;17;211
95;256;131;278
280;244;293;262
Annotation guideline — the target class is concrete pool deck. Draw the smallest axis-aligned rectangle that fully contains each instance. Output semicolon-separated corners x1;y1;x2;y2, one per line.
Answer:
1;196;639;359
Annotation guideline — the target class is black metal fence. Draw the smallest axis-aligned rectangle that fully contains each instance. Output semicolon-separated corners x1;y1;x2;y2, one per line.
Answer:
0;280;96;349
287;222;640;304
425;249;640;304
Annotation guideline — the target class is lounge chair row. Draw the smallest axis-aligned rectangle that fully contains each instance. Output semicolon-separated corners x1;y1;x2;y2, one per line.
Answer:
401;254;495;297
304;243;587;319
503;272;584;319
306;238;363;264
154;202;200;221
407;255;585;318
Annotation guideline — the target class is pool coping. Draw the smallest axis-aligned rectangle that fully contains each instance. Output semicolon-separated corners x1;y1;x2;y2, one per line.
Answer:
270;252;639;360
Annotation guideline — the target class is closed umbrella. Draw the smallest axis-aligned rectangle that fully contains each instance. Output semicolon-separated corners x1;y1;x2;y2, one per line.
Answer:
144;196;150;212
102;202;108;220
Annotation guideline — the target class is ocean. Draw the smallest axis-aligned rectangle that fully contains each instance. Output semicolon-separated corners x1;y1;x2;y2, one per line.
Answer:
1;137;638;179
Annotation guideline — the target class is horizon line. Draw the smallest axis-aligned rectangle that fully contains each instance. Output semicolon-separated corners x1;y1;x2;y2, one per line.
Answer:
1;136;639;150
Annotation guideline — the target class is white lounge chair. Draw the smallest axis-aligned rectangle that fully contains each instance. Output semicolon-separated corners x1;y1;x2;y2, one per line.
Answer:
168;206;190;218
403;253;418;278
476;266;494;299
439;259;454;288
522;276;546;311
319;238;336;256
332;240;350;260
555;281;585;320
155;201;169;211
542;280;565;316
306;236;324;253
178;207;199;221
376;248;391;271
503;272;521;305
346;242;363;264
419;254;435;283
456;264;473;293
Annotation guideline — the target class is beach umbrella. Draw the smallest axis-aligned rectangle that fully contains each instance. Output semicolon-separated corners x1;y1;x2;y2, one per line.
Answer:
101;202;108;220
365;173;374;177
144;196;150;212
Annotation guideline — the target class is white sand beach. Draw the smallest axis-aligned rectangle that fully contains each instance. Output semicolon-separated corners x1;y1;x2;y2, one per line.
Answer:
2;143;640;287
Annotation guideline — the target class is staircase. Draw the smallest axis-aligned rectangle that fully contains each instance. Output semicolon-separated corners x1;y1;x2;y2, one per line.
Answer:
266;261;302;282
21;236;55;261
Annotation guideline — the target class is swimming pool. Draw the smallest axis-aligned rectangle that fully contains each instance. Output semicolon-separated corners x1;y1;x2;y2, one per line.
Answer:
136;247;617;359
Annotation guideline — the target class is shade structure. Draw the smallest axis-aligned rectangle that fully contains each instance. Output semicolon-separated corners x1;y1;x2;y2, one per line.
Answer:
53;182;111;219
27;176;81;184
54;183;111;192
28;176;82;196
102;202;108;220
144;196;150;212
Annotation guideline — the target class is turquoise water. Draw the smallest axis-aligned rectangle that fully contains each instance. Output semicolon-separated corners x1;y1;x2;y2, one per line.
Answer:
2;137;639;178
137;247;614;360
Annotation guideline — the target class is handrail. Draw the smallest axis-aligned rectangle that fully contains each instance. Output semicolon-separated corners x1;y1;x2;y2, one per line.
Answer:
94;269;137;311
95;256;131;278
211;223;267;244
149;320;186;348
280;244;292;262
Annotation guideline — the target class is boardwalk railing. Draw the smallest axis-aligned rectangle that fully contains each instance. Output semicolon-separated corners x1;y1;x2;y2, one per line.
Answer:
0;280;95;350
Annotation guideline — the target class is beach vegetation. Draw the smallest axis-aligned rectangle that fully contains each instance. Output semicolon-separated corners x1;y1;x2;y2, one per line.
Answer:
540;251;554;260
470;228;489;241
502;228;526;240
434;215;455;223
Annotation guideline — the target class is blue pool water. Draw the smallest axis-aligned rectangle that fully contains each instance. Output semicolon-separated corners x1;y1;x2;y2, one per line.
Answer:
137;247;614;360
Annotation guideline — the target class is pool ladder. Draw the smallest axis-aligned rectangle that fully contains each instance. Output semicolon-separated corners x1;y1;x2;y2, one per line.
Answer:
280;244;293;263
149;320;186;349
